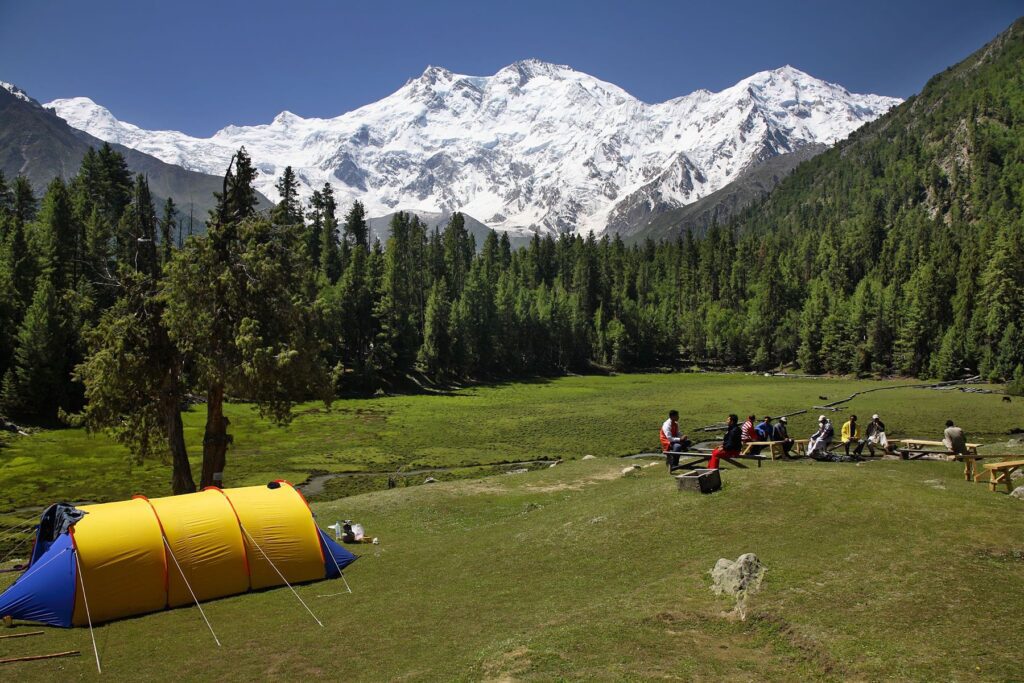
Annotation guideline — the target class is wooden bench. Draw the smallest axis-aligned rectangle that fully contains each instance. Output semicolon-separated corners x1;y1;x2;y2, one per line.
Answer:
982;459;1024;493
956;454;1018;482
664;451;767;471
900;439;981;456
741;441;793;460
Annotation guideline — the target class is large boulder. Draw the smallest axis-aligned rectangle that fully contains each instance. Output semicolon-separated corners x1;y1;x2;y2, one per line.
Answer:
1010;486;1024;500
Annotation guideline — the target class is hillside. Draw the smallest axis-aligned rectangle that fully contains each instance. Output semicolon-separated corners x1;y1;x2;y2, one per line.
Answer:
623;144;826;243
693;17;1024;380
1;456;1022;680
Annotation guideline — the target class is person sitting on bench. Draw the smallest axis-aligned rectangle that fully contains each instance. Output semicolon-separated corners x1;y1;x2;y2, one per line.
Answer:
943;420;968;455
807;415;834;459
660;410;692;469
841;414;865;457
772;416;795;456
709;414;742;469
865;414;889;455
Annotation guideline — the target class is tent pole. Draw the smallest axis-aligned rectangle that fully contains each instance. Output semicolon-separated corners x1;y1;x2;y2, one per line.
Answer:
160;536;221;646
238;525;323;627
73;551;102;674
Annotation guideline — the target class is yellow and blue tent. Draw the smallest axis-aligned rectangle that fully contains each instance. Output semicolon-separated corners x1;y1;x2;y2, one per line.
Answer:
0;480;356;626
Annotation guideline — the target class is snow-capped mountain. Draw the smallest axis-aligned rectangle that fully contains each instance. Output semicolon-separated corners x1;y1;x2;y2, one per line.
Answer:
45;61;900;236
1;81;34;104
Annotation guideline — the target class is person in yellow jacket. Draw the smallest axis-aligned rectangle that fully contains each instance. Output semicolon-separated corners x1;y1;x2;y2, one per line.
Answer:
841;414;865;457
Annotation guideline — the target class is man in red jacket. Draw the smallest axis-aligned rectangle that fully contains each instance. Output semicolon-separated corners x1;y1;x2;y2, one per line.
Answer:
660;410;691;470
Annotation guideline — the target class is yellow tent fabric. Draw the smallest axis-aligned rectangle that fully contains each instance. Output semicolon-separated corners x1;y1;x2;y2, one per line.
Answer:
218;485;325;590
147;490;249;607
69;481;324;625
71;499;166;626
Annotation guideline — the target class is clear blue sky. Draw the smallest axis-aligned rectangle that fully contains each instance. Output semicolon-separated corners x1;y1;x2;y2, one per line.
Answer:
1;0;1019;136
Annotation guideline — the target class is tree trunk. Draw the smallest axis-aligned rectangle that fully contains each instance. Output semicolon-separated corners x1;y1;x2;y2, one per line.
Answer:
201;383;230;488
163;399;196;494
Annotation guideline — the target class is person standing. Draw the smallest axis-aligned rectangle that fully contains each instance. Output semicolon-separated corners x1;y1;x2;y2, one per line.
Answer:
660;410;692;469
841;414;865;457
773;416;795;456
865;414;889;456
709;414;741;469
943;420;968;455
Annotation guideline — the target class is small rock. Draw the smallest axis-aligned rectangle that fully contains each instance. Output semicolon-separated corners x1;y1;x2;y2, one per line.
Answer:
423;477;437;484
582;455;597;460
644;462;659;468
589;516;606;524
548;461;560;468
621;464;642;476
1011;486;1024;500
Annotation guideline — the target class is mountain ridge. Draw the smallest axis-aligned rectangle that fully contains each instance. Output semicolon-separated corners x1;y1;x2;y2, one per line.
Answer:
41;62;900;236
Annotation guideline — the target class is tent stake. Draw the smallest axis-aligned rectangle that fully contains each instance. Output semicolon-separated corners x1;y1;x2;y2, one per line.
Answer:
0;650;80;665
0;630;43;640
73;551;102;674
161;536;221;646
238;525;323;627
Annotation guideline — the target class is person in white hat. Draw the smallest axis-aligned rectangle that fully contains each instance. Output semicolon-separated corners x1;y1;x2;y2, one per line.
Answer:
807;415;834;458
865;414;889;455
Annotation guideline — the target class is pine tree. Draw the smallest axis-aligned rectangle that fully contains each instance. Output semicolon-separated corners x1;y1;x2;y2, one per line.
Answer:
318;184;341;283
270;166;302;227
418;278;452;377
159;197;177;266
0;277;66;419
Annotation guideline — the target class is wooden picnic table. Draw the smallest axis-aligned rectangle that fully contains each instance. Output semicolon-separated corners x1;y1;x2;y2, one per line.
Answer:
665;451;766;471
740;439;811;459
981;459;1024;493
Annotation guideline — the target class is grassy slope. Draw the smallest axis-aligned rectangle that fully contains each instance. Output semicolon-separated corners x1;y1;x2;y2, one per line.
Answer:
1;457;1022;681
0;373;1021;513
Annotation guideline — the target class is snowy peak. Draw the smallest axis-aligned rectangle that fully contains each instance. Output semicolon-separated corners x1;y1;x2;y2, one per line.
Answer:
1;81;36;104
42;61;901;236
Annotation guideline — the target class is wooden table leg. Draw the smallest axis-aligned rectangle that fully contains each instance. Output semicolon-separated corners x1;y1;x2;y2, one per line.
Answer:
963;457;974;481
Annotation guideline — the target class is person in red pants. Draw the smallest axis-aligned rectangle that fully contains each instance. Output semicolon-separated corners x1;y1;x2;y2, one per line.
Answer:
709;414;741;469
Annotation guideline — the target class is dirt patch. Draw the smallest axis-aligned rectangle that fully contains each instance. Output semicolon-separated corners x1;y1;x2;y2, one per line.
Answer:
750;611;842;676
480;644;532;682
974;547;1024;563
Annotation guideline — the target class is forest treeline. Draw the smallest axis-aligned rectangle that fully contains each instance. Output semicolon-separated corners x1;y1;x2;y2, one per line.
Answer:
0;20;1021;491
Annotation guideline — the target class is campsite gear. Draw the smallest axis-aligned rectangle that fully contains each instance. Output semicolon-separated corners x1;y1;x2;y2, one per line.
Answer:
0;481;357;629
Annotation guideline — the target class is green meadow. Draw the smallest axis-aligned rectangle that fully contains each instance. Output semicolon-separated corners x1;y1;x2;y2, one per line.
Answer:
1;456;1023;680
0;373;1020;514
1;373;1023;680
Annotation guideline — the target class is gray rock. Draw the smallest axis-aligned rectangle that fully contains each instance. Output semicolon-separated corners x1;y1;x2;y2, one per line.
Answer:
581;454;597;460
423;477;437;484
548;461;560;468
1010;486;1024;500
621;464;642;476
1011;469;1024;481
710;553;765;599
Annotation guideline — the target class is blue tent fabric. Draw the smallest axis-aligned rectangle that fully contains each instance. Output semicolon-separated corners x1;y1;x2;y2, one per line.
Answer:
0;533;76;627
318;528;358;578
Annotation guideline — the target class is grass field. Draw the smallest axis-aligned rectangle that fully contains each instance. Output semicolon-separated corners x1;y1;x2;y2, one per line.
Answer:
0;373;1021;515
1;455;1022;681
